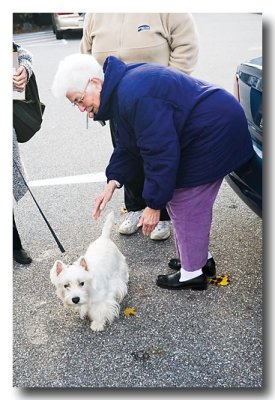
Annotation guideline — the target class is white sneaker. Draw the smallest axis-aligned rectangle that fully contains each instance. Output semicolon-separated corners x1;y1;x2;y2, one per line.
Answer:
118;211;143;235
150;221;171;240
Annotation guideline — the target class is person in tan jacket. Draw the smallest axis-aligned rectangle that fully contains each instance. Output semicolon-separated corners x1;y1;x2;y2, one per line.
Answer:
80;13;199;240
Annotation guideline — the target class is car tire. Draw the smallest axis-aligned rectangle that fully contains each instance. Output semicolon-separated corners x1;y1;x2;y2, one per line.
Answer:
56;30;63;40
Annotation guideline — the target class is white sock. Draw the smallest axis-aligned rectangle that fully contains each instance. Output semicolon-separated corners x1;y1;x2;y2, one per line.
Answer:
179;268;202;282
208;251;212;259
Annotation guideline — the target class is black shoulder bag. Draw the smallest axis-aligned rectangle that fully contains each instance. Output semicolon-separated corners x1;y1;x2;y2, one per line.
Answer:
13;72;45;143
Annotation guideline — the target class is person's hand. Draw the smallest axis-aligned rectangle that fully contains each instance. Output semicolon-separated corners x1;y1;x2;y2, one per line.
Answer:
137;207;160;236
92;181;117;220
13;66;28;92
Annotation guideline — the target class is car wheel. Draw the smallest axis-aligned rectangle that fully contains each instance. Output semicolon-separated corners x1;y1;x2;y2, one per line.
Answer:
56;30;63;40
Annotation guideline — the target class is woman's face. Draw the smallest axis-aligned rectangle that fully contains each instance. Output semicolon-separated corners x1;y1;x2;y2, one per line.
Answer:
66;78;102;119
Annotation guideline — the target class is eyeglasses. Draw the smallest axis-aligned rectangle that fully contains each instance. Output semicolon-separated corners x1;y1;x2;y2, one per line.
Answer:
72;80;90;107
73;93;85;107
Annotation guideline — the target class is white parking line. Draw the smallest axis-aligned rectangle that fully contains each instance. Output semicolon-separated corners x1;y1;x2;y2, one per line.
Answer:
13;31;67;47
20;40;67;47
13;31;53;38
29;172;106;187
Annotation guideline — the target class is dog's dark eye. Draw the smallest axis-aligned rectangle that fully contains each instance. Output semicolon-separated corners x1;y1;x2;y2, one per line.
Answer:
79;282;84;286
64;284;69;289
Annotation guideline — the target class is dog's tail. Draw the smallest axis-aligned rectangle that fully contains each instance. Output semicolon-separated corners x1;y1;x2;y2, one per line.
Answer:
101;211;114;238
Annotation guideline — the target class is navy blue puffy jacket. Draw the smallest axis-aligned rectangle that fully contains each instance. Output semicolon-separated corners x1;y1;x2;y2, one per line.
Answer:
94;56;254;210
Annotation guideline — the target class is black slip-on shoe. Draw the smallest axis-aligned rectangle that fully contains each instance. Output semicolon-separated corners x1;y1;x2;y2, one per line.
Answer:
156;271;207;291
168;257;216;278
168;258;181;270
202;258;216;278
13;249;32;265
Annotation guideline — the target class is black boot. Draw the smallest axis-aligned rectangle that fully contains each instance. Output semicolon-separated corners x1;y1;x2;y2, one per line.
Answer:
13;213;32;265
13;249;32;265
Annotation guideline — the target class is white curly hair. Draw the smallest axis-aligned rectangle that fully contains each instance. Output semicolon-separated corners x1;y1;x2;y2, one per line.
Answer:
52;53;104;98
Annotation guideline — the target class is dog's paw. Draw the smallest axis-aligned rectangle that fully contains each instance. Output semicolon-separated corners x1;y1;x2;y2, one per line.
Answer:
90;321;105;331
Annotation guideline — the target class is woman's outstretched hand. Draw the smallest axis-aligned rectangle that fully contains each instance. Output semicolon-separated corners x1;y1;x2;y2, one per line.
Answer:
92;181;117;220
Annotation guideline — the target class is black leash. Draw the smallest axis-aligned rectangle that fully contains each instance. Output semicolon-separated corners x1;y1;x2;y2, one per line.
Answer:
14;161;65;253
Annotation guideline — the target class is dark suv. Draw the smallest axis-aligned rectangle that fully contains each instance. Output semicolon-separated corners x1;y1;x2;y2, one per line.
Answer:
226;56;262;217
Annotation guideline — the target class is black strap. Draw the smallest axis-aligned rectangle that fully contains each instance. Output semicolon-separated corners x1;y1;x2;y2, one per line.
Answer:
14;161;65;253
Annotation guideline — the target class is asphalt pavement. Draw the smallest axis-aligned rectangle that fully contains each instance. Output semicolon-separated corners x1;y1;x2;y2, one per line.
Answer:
13;181;262;388
12;14;263;389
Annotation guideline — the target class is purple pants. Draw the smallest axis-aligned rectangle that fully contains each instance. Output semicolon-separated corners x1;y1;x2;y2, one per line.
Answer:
166;179;223;272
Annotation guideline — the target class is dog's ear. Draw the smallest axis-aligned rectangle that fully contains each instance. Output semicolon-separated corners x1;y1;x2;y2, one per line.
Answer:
55;261;65;276
79;256;89;271
50;260;65;284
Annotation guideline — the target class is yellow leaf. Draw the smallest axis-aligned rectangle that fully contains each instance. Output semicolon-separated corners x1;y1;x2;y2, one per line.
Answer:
208;274;231;286
124;307;137;317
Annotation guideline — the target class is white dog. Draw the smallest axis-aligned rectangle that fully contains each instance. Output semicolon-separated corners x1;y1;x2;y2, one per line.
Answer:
50;211;129;331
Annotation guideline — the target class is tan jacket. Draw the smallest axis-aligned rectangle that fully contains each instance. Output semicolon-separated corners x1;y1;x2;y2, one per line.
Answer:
80;13;199;74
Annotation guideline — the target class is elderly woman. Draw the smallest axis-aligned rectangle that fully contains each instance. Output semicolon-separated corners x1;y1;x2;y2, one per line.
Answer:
52;54;254;291
80;13;199;241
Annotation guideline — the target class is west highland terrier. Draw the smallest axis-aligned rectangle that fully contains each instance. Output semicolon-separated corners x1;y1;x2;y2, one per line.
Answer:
50;211;129;331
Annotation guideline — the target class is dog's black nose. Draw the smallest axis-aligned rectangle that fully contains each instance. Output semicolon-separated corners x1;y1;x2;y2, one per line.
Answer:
72;297;80;304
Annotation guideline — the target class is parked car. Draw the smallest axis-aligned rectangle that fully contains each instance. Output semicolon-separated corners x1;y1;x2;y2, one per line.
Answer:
226;56;262;217
51;13;84;39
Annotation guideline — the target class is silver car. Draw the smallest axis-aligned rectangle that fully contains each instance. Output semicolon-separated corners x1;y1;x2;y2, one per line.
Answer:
52;13;84;39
